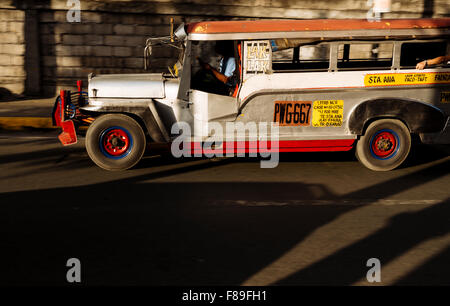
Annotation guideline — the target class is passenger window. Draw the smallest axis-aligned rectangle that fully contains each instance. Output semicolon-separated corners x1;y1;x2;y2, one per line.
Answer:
338;43;393;70
400;41;448;68
272;42;330;72
272;48;293;64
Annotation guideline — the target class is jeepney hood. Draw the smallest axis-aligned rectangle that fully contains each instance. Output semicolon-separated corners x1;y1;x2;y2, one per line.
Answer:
88;73;170;98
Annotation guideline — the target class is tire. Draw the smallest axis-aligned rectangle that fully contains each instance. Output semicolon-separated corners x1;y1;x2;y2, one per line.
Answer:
356;119;411;171
86;114;146;171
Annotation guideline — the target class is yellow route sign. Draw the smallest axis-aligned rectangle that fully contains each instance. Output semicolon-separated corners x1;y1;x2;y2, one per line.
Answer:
364;72;450;87
312;100;344;127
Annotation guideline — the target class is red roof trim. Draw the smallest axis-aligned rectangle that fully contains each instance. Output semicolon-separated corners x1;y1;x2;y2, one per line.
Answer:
187;18;450;34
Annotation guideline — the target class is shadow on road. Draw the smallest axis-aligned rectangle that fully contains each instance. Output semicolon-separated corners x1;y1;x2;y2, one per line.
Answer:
0;138;449;285
275;196;450;285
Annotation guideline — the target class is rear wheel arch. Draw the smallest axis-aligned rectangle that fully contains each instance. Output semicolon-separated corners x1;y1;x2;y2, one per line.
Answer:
348;98;446;135
360;115;411;137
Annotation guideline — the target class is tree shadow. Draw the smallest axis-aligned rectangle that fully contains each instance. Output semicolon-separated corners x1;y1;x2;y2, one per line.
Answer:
275;196;450;285
0;143;448;285
395;244;450;285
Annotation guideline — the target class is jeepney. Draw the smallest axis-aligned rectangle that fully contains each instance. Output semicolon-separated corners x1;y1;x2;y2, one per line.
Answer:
53;18;450;171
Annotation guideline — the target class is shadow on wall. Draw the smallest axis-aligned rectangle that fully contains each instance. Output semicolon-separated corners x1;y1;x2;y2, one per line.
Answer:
0;87;22;102
422;0;435;18
4;0;447;100
6;1;262;99
9;1;49;98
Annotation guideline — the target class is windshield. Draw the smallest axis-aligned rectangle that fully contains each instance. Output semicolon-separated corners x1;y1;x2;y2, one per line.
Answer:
144;24;186;78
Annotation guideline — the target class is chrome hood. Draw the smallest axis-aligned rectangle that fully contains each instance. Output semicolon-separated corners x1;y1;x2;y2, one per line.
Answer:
88;73;168;98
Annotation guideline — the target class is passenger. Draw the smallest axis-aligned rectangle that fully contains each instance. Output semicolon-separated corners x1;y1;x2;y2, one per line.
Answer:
192;41;236;95
416;55;450;70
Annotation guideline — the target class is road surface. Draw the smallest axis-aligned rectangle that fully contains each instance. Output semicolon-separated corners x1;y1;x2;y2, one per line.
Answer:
0;132;449;286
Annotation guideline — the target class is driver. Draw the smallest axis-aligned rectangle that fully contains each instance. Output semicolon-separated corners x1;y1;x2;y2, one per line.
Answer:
192;41;236;96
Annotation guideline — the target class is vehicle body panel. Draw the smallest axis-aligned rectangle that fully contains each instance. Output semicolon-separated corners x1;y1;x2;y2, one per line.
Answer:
55;18;450;151
88;73;166;98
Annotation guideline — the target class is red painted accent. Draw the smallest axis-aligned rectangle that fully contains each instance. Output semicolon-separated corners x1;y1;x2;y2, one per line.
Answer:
189;139;355;154
58;120;77;146
187;18;450;34
59;90;65;122
56;90;77;146
53;101;62;127
371;132;397;158
231;43;243;98
102;129;130;156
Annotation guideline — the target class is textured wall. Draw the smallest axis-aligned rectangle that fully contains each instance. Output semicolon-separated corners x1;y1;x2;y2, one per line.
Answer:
0;9;25;95
0;0;448;97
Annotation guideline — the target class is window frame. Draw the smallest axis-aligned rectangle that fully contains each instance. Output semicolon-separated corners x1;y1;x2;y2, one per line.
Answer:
271;41;333;73
334;41;395;72
260;38;450;74
397;39;450;70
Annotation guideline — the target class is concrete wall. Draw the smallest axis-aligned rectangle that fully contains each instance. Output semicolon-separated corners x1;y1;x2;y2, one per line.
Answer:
0;9;25;96
0;0;449;98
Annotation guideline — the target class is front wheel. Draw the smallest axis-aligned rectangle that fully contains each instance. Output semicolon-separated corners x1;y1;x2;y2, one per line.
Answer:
86;114;146;171
356;119;411;171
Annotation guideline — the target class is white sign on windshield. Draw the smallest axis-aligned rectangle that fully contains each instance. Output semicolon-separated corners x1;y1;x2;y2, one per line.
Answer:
244;40;272;79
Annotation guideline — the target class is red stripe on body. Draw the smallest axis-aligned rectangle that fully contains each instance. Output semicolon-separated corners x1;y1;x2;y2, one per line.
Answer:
189;139;355;154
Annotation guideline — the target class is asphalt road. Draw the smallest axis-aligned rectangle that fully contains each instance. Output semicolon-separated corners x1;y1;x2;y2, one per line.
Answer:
0;132;449;286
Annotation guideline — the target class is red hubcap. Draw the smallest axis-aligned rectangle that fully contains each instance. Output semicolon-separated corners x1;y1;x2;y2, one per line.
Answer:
371;131;397;158
102;129;130;156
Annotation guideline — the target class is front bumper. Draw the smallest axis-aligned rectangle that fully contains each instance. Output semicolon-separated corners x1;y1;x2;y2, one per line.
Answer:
52;88;91;146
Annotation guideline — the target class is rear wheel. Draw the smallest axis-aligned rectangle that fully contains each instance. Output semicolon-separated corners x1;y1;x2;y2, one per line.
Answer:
356;119;411;171
86;114;146;171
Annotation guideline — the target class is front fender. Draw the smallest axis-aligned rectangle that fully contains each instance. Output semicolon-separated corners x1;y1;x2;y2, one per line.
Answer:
81;105;168;143
348;98;447;135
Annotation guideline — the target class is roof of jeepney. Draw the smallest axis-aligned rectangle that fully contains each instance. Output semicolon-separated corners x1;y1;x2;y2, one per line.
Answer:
186;18;450;40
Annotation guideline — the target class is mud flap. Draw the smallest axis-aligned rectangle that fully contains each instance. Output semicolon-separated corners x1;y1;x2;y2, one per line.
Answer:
58;120;77;146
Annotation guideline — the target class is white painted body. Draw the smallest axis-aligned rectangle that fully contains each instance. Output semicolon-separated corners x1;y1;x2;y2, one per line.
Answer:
83;35;450;144
88;73;166;98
